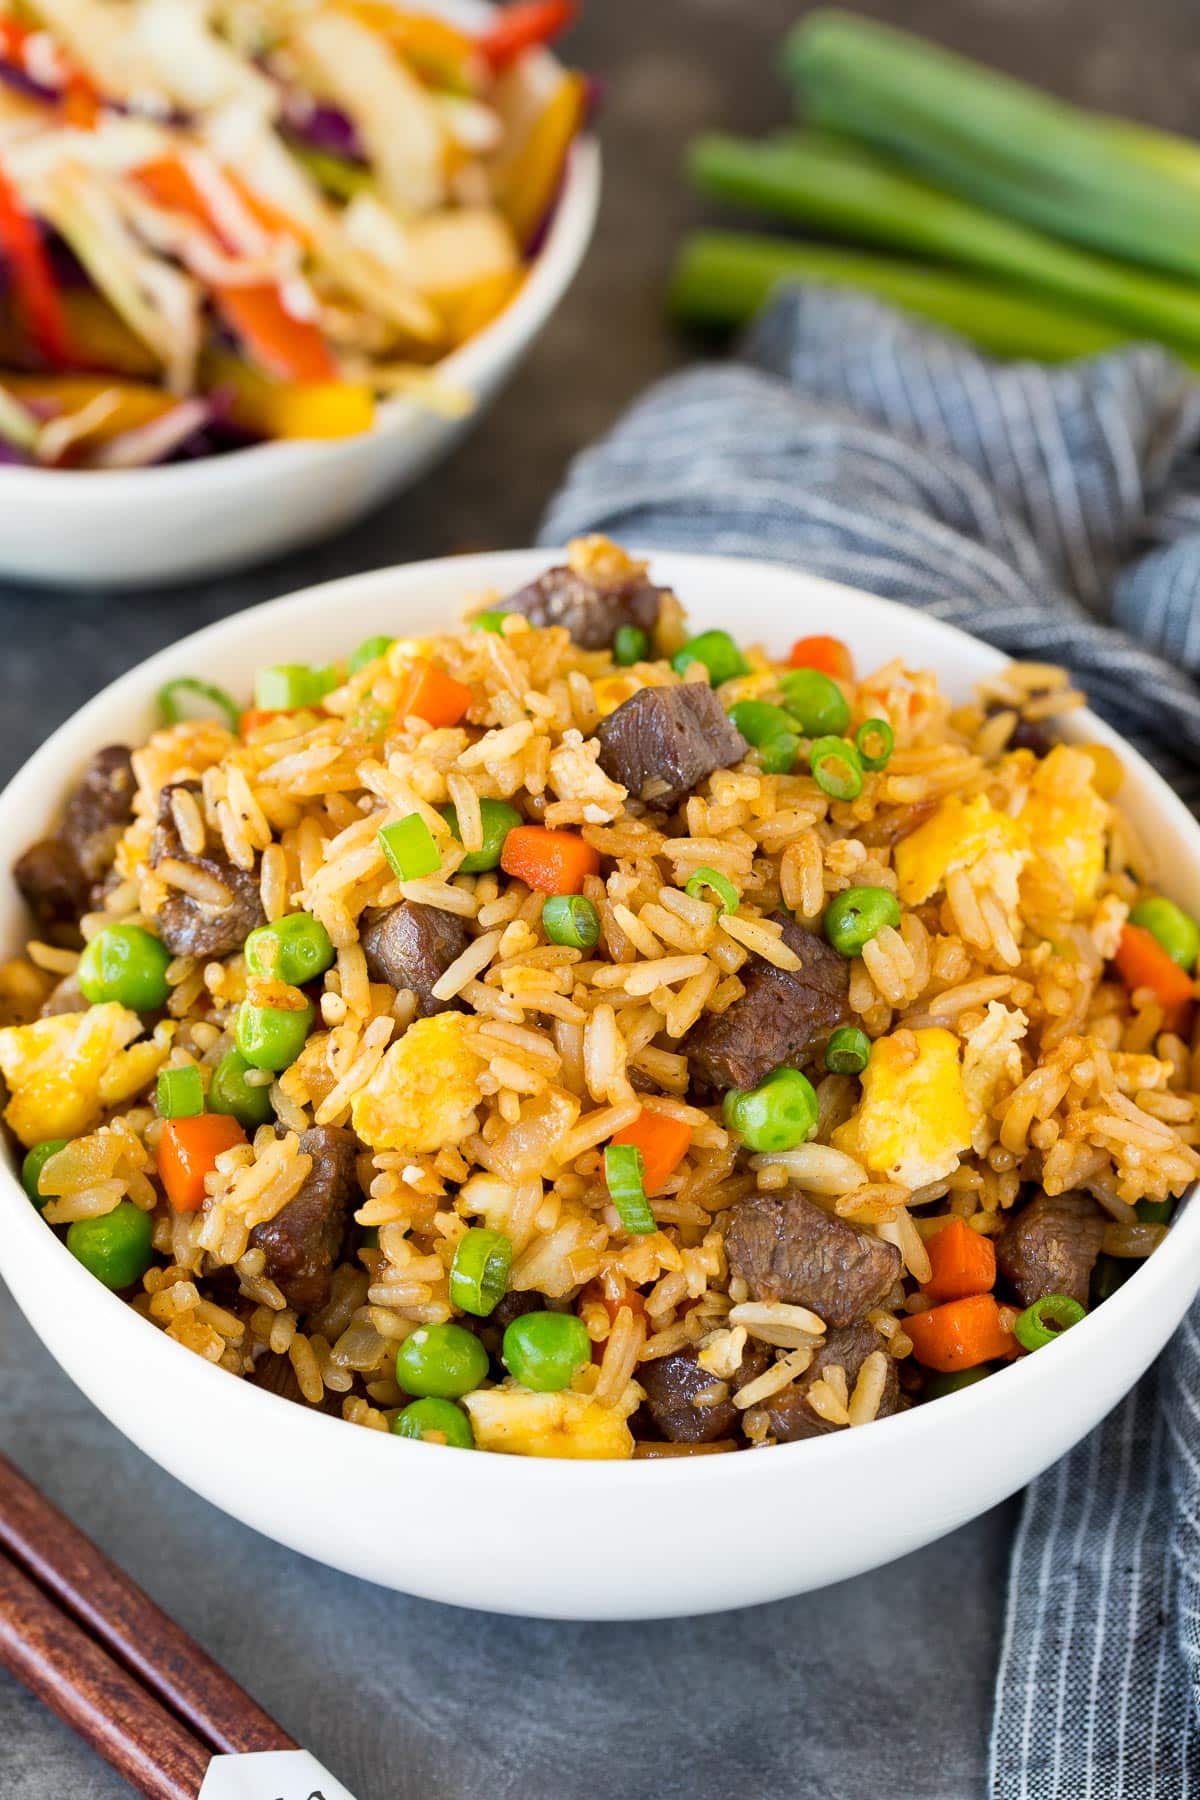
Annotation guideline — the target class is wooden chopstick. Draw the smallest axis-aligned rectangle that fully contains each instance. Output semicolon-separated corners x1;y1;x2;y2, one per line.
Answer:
0;1451;297;1792
0;1551;211;1800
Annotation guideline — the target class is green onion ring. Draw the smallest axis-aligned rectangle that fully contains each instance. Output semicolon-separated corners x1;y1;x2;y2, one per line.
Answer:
1014;1293;1087;1352
809;735;864;801
685;866;740;914
855;718;895;770
604;1143;657;1236
158;678;240;733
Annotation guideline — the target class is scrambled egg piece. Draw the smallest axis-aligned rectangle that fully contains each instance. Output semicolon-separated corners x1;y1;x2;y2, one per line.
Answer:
0;1004;142;1147
1018;745;1109;911
463;1381;642;1459
893;794;1030;907
833;1027;973;1189
961;1002;1027;1153
351;1013;483;1153
593;674;644;718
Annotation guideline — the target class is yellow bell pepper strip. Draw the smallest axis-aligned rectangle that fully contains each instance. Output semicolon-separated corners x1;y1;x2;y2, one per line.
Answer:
136;158;336;383
438;268;524;345
1;376;176;450
497;70;588;249
202;352;373;441
0;165;75;367
477;1;577;71
345;5;477;87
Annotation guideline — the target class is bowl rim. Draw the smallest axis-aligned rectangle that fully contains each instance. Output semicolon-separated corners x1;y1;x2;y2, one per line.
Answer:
3;546;1197;1490
0;13;601;496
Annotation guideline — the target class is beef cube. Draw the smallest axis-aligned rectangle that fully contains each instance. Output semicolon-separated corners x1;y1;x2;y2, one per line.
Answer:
638;1343;771;1444
595;683;747;811
687;917;848;1092
360;902;471;1014
14;744;136;930
14;839;90;932
249;1125;361;1315
498;565;665;650
997;1188;1106;1308
724;1189;902;1329
149;782;265;959
758;1324;900;1443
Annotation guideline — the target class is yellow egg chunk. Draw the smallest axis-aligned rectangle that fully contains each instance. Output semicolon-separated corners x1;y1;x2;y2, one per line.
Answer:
593;674;644;718
462;1382;642;1459
351;1013;483;1153
1018;745;1109;911
833;1027;973;1190
0;1004;142;1147
893;794;1030;906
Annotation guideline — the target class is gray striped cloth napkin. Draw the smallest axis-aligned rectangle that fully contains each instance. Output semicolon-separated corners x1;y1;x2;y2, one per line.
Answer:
539;287;1200;1798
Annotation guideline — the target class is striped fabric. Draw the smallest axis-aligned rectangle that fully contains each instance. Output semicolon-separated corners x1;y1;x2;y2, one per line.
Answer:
539;286;1200;1797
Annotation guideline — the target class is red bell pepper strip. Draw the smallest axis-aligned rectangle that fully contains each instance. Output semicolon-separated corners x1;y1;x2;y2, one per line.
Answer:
0;165;74;366
477;1;577;71
137;158;336;384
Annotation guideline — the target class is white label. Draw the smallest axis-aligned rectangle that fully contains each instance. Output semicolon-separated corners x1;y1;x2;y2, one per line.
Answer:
198;1748;359;1800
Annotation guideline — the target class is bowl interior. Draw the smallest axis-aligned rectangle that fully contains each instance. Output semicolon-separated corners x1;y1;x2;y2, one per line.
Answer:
3;551;1200;1615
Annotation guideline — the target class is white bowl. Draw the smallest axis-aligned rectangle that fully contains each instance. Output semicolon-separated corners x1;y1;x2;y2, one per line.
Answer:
0;10;600;590
2;550;1198;1620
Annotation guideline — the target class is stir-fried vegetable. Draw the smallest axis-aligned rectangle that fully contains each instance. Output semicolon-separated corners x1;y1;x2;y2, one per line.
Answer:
0;0;588;467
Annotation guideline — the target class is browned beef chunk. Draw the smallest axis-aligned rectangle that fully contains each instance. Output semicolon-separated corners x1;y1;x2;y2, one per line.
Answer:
985;703;1056;759
595;683;748;811
14;745;136;930
149;782;265;959
250;1125;360;1315
14;839;90;931
360;902;471;1014
724;1189;902;1329
687;916;848;1092
59;746;137;882
489;1290;545;1330
758;1324;900;1443
638;1343;771;1444
498;565;665;650
997;1188;1106;1308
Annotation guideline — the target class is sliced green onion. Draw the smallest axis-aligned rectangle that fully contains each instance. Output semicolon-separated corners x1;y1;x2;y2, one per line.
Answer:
156;1064;204;1119
855;718;895;770
1014;1293;1087;1352
471;610;508;634
378;814;441;882
604;1144;657;1235
923;1365;993;1401
613;625;650;666
449;1227;514;1317
348;635;394;675
685;867;740;914
254;664;338;711
825;1026;872;1075
810;735;864;801
158;678;240;733
542;894;601;950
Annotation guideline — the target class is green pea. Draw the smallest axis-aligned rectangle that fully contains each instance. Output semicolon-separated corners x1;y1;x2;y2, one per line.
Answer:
757;731;800;775
77;924;171;1012
923;1365;993;1401
1129;897;1200;972
502;1311;591;1392
235;999;315;1072
66;1201;154;1290
728;699;797;747
21;1138;68;1210
440;798;522;873
723;1066;819;1152
244;913;335;987
471;610;508;635
613;625;649;666
779;667;851;736
208;1049;274;1130
823;885;902;957
825;1026;872;1075
671;629;749;686
348;635;394;675
395;1322;489;1399
392;1397;475;1448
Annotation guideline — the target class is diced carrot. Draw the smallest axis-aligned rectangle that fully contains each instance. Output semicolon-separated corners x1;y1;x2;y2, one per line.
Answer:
477;0;577;69
157;1115;246;1213
609;1110;692;1197
500;824;599;893
584;1280;647;1328
905;1293;1018;1373
394;660;473;729
788;635;854;680
921;1217;997;1307
239;708;287;736
1112;922;1195;1031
